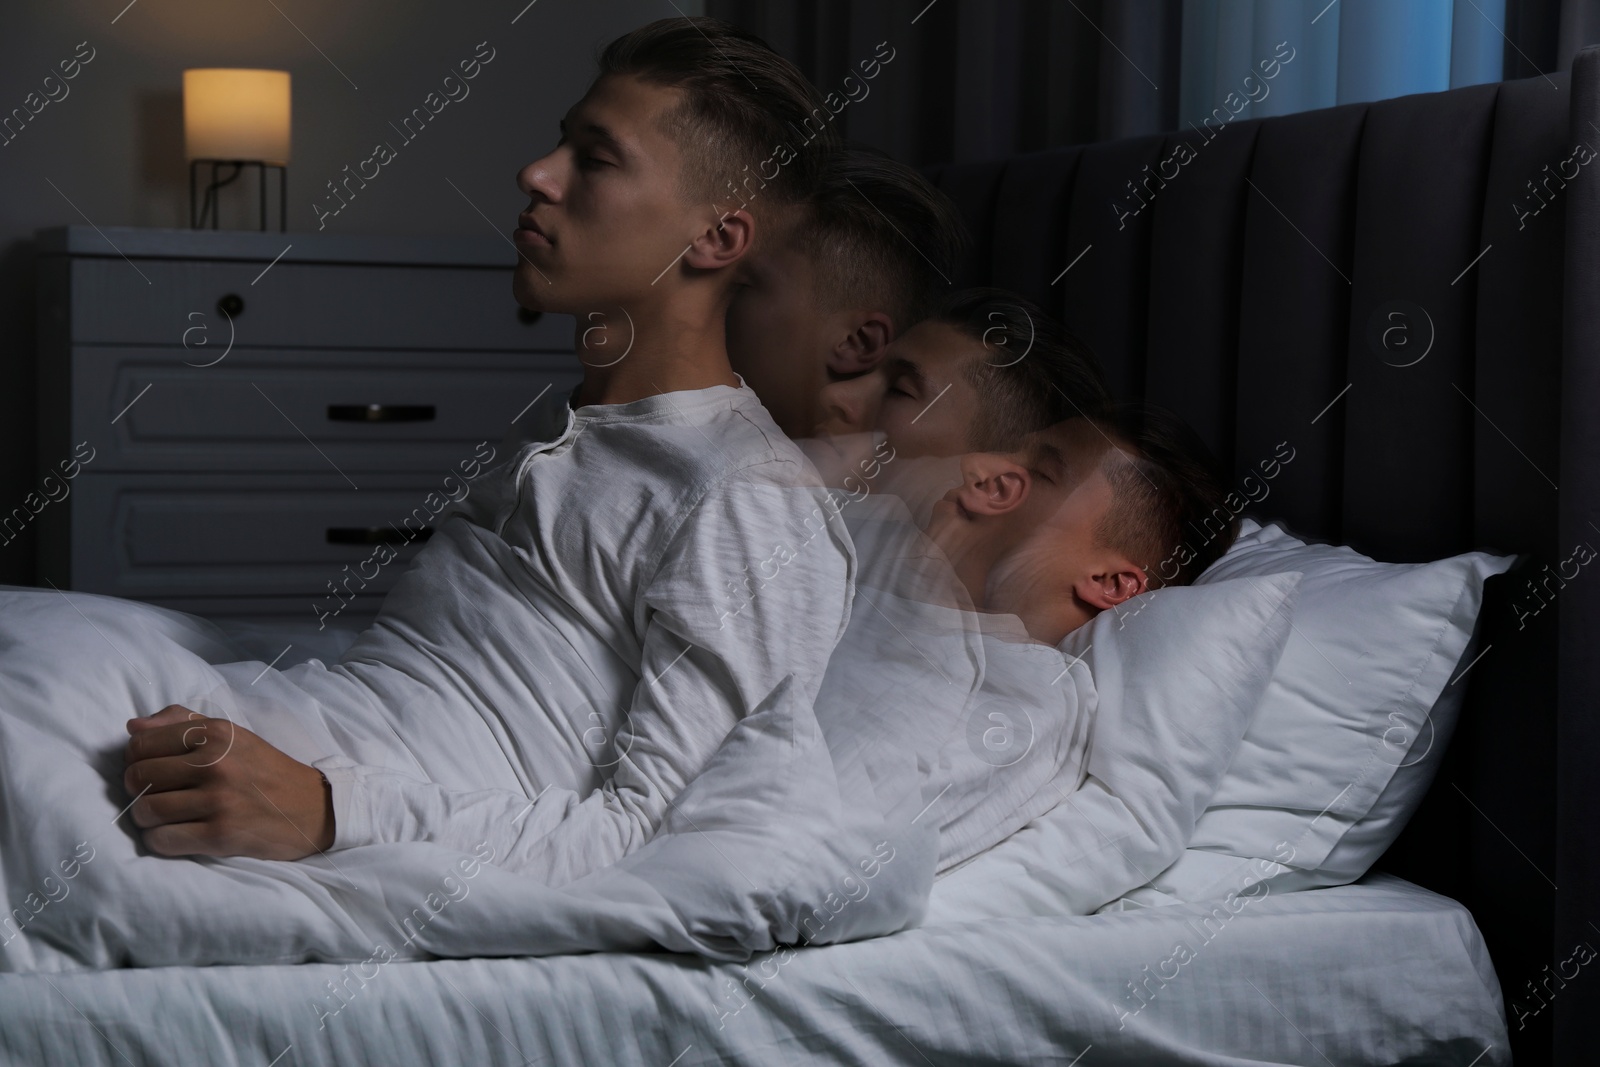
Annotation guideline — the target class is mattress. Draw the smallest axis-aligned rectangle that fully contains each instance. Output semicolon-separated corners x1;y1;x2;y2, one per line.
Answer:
0;872;1506;1066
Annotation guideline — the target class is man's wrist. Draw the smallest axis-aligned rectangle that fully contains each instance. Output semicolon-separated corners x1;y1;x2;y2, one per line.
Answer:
315;768;335;852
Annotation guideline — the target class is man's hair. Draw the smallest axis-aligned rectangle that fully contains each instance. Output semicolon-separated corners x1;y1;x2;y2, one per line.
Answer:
783;142;969;332
1093;403;1239;588
596;18;842;210
933;288;1113;452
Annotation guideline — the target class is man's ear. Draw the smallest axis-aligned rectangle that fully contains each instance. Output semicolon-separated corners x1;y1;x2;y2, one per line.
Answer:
956;454;1030;517
828;312;894;377
684;207;755;272
1073;560;1149;611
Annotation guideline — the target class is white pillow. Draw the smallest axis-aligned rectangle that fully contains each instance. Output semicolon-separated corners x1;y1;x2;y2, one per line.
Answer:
1124;518;1515;905
922;571;1300;923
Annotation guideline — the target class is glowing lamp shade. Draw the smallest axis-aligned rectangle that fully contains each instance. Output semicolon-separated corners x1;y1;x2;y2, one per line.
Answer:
183;69;291;165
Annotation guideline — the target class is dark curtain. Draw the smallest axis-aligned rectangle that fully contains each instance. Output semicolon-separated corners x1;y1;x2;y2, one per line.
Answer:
707;0;1600;169
1507;0;1564;78
1511;0;1600;74
705;0;1183;168
1557;0;1600;67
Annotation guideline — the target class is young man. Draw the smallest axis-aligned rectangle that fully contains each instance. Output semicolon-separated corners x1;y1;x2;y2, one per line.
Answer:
812;407;1240;873
120;18;860;883
724;141;969;439
495;141;964;457
926;407;1241;640
815;287;1114;458
792;286;1114;532
794;286;1239;599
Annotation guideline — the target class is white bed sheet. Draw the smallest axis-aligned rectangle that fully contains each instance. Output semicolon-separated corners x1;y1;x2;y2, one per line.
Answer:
0;873;1506;1066
207;615;368;670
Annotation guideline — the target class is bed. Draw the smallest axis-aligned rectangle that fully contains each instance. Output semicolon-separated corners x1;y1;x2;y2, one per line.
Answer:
1;869;1500;1066
920;46;1600;1065
4;47;1595;1067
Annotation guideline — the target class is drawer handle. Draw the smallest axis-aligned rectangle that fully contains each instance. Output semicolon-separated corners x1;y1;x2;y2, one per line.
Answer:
218;293;244;318
326;526;433;545
327;404;436;423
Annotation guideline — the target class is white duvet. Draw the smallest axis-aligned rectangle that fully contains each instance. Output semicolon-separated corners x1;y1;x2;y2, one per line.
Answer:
0;491;1105;973
0;469;1330;981
0;578;933;972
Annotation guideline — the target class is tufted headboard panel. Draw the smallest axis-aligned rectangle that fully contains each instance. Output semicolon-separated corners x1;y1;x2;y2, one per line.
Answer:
926;48;1600;1063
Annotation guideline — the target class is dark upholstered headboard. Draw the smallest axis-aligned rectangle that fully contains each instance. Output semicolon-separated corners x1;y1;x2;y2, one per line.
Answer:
925;47;1600;1064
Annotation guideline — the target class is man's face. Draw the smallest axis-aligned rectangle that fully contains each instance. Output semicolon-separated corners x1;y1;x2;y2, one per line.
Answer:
726;242;830;437
924;419;1143;643
512;74;704;317
925;421;1107;567
988;421;1117;592
815;319;983;457
726;228;898;440
805;318;986;520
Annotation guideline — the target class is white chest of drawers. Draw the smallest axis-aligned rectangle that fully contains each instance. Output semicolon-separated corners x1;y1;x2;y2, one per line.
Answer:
33;225;579;623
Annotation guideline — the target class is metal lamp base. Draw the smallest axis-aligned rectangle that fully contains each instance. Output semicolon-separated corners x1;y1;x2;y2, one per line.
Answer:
189;160;287;232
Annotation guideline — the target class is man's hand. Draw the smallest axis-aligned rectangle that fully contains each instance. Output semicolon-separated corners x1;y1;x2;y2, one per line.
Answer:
122;705;335;860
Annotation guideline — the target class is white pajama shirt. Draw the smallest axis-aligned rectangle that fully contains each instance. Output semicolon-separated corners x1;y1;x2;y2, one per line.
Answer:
304;381;855;886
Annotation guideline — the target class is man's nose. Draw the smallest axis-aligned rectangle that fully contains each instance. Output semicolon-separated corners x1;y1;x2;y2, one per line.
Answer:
517;152;562;200
816;371;882;436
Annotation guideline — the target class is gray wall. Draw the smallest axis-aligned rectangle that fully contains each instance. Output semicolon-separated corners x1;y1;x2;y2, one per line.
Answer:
0;0;702;585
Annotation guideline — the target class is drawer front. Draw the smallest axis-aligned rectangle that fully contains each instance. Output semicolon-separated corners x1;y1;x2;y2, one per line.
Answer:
69;257;572;350
75;347;579;472
69;472;473;608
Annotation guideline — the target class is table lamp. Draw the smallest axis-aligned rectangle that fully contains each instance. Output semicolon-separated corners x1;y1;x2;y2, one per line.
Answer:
184;68;290;232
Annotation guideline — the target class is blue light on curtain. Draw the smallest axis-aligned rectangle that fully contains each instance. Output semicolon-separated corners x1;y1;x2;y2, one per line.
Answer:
1178;0;1506;127
1451;0;1511;87
1335;0;1453;104
1252;0;1340;115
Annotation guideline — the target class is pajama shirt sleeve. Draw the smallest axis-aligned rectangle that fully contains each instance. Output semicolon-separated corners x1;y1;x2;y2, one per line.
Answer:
314;461;855;887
